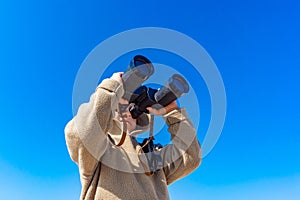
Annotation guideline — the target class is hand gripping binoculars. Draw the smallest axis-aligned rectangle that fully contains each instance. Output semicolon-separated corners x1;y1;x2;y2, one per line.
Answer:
122;55;189;119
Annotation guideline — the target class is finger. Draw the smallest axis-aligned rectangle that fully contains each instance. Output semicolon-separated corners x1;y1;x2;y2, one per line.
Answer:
147;107;166;116
111;72;123;84
146;107;154;113
146;107;157;115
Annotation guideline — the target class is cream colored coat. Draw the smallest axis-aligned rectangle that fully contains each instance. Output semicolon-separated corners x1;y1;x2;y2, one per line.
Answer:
65;78;201;200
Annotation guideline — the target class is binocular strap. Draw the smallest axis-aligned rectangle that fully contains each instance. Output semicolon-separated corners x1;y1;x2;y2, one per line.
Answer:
107;105;128;147
137;114;155;176
115;129;127;147
115;112;127;147
107;127;127;147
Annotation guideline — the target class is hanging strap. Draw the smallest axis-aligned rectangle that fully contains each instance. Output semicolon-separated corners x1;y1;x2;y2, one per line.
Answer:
115;103;129;146
149;114;154;139
137;114;155;176
109;104;128;146
115;124;127;146
108;128;127;146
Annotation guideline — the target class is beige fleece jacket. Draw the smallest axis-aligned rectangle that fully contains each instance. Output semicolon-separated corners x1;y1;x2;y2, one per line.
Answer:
65;78;201;200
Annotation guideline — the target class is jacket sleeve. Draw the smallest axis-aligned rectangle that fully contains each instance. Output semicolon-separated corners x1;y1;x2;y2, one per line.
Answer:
64;78;124;180
161;108;202;185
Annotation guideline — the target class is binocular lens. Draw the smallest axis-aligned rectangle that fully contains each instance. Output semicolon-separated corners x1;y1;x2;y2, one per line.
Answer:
173;78;186;93
129;55;154;78
170;74;189;94
134;60;152;76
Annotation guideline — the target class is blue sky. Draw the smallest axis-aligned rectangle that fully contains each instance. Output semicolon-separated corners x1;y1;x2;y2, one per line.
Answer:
0;0;299;199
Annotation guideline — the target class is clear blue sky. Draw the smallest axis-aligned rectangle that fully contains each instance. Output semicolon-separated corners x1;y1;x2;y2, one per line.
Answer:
0;0;299;199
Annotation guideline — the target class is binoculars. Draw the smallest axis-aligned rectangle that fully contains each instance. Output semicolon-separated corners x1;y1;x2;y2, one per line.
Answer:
122;55;189;119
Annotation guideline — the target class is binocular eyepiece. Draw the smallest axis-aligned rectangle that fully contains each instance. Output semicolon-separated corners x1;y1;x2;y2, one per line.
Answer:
122;55;189;119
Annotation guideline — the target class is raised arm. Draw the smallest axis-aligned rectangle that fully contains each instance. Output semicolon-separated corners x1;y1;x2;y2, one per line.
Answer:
147;102;202;185
65;73;124;178
162;108;201;185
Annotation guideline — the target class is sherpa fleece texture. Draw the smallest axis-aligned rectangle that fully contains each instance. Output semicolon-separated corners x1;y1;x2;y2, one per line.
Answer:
65;78;201;200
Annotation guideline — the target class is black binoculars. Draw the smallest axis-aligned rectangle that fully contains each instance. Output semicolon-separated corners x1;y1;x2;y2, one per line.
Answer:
122;55;189;119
